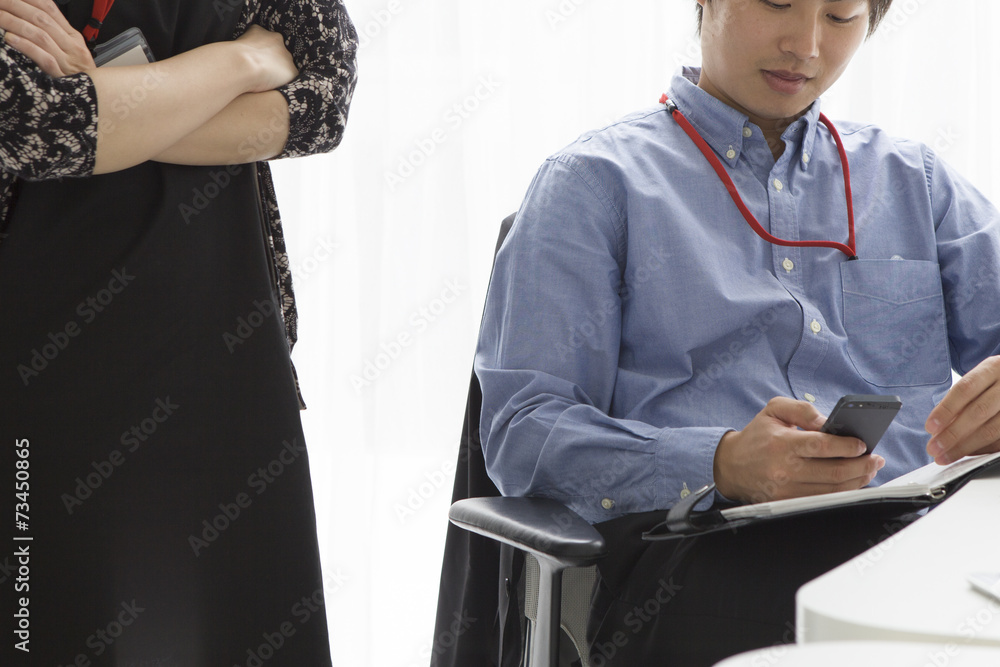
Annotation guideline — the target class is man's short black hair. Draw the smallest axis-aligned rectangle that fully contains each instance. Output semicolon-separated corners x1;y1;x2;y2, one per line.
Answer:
696;0;895;38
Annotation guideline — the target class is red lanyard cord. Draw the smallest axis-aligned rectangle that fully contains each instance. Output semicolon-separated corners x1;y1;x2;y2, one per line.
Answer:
660;94;858;260
83;0;116;44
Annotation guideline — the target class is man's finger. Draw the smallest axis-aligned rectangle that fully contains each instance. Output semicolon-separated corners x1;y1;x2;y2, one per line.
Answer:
931;404;1000;465
764;396;826;431
770;467;880;500
793;453;884;486
927;357;1000;435
792;430;866;459
927;359;1000;463
799;472;879;495
929;380;1000;451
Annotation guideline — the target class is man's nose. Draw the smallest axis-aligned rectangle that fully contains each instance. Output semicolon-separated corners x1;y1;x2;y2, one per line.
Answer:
778;15;821;62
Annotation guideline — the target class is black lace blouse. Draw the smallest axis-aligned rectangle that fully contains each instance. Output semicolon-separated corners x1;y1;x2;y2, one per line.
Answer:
0;0;359;359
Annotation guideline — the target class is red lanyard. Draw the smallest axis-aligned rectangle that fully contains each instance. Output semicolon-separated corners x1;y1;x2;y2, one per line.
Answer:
83;0;116;44
660;94;858;260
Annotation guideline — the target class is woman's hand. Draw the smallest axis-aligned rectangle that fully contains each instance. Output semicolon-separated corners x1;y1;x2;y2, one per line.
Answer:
0;0;95;76
0;2;297;172
0;2;296;93
235;25;299;93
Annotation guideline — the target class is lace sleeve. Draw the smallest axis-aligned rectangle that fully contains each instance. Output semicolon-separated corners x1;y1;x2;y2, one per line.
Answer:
0;43;98;181
239;0;359;159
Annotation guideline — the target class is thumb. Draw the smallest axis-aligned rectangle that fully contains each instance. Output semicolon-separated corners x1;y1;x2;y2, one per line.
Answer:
764;397;826;431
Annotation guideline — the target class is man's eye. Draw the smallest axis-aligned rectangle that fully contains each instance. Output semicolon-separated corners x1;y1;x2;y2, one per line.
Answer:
760;1;791;9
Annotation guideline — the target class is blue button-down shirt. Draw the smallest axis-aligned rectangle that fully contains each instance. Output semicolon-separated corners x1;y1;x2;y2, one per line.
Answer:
476;68;1000;524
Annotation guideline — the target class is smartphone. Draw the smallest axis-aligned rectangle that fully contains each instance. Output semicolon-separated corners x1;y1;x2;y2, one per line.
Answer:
820;394;902;455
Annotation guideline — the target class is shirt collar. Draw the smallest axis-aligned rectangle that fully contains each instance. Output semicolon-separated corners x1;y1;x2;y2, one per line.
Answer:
667;66;822;170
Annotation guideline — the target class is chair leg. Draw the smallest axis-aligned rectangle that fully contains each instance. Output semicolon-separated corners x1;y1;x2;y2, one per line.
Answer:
527;557;564;667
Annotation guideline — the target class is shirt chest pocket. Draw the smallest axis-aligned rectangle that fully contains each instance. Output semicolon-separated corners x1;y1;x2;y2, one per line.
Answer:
841;260;950;387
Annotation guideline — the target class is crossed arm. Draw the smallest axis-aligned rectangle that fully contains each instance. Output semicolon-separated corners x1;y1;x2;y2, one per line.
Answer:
0;0;341;172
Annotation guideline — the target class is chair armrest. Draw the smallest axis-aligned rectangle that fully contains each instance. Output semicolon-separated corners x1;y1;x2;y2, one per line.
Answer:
449;497;608;567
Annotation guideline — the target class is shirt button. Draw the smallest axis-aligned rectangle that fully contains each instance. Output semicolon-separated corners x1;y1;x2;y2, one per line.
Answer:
804;393;817;403
782;258;794;273
810;319;822;334
601;498;615;510
743;127;753;138
680;483;691;499
773;179;784;192
726;148;737;160
803;153;811;164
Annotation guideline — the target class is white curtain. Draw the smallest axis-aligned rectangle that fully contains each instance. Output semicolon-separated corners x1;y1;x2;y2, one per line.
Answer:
267;2;1000;664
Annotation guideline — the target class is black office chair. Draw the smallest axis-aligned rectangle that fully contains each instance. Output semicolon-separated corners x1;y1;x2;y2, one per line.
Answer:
430;214;608;667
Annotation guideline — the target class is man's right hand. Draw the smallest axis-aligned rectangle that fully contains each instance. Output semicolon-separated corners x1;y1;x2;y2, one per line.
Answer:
713;397;886;504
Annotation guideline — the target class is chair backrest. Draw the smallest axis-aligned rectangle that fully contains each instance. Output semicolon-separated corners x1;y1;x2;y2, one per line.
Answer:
430;214;521;667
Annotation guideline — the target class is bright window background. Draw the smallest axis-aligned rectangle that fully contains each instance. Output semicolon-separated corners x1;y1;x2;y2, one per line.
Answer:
267;2;1000;665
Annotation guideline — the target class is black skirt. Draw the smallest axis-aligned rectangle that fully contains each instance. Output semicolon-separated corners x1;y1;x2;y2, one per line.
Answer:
0;3;332;665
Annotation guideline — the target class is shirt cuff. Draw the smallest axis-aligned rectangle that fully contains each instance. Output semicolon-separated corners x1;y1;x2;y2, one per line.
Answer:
656;426;731;514
712;429;740;505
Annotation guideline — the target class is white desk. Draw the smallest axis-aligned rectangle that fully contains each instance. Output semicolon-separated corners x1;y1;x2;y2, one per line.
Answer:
797;466;1000;647
715;641;1000;666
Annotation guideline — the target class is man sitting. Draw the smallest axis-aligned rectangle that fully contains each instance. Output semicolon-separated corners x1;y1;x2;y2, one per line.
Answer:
475;0;1000;662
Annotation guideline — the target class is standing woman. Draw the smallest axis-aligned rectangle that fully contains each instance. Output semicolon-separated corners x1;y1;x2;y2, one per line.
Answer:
0;0;356;664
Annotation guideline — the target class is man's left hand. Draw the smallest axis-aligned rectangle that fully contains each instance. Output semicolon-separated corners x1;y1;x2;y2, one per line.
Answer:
926;356;1000;465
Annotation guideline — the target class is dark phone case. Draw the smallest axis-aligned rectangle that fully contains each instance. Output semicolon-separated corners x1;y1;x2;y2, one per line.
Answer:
820;394;902;454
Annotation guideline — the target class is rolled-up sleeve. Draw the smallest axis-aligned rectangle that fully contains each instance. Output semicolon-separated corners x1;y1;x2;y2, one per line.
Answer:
0;44;98;181
251;0;358;158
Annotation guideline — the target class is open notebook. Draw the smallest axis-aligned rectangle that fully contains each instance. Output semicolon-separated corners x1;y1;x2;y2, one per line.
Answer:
720;451;1000;521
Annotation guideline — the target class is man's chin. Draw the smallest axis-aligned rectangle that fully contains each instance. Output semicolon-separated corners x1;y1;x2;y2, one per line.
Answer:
744;100;816;127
